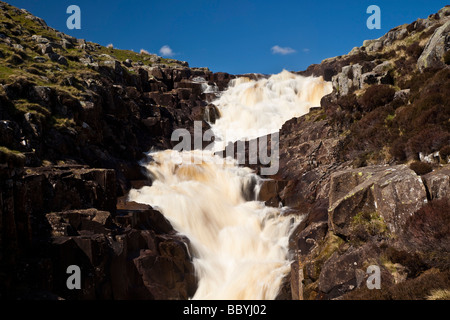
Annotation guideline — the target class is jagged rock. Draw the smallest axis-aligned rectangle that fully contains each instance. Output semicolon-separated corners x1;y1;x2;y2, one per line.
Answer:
12;43;23;50
418;20;450;71
116;201;173;234
123;59;132;67
328;165;428;236
56;55;68;66
295;221;328;258
318;243;393;299
0;120;22;149
203;103;220;124
393;88;410;103
332;64;363;96
422;166;450;200
258;179;288;207
100;60;123;76
23;112;42;138
31;35;49;44
372;61;393;74
33;56;46;63
61;38;73;49
46;208;114;237
380;25;408;47
39;43;53;54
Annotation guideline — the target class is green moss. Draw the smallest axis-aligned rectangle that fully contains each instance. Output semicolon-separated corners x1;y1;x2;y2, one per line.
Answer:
311;232;345;278
350;211;388;244
0;64;15;79
13;99;51;119
0;146;25;166
385;113;396;122
52;116;75;129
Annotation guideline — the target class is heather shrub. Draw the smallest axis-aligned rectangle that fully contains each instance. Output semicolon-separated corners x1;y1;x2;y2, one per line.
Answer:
439;145;450;162
409;161;432;175
343;270;450;300
403;198;450;252
360;85;395;111
384;247;427;278
419;24;440;39
390;138;407;161
444;50;450;65
406;42;424;60
337;93;359;112
405;127;450;159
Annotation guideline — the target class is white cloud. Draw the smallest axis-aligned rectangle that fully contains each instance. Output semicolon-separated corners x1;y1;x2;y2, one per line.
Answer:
302;48;310;53
159;45;174;57
271;45;296;55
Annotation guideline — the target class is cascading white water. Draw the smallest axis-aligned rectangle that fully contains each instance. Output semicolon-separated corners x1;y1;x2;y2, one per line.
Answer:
128;70;332;300
128;150;298;299
209;70;333;150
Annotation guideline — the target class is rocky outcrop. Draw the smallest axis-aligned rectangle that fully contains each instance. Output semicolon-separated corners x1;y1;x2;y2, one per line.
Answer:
418;20;450;70
0;1;234;196
0;164;196;299
287;164;449;300
328;165;428;236
301;5;450;96
422;167;450;200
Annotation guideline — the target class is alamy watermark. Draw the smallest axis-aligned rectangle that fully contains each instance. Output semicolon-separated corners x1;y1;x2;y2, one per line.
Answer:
66;5;81;30
170;121;280;175
66;265;81;290
366;265;381;290
367;5;381;30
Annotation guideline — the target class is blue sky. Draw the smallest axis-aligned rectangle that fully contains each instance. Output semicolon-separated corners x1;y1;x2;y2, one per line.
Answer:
7;0;447;74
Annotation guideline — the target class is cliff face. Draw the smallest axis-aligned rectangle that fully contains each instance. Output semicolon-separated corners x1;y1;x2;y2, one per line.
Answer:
0;1;233;299
265;5;450;300
0;1;234;194
1;1;450;300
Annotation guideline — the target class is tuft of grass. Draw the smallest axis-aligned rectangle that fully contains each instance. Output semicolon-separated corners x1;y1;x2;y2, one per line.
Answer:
13;99;51;119
349;211;388;244
427;289;450;300
52;116;75;129
0;146;25;166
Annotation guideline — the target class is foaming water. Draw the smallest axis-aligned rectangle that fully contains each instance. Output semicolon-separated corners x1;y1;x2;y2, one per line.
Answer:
128;150;300;299
209;70;332;149
128;70;332;299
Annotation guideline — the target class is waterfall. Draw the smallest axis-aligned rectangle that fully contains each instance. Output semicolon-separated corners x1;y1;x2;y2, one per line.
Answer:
128;70;332;299
209;70;332;150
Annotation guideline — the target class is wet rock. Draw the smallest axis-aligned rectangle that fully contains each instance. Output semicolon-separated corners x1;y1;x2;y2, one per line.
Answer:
258;179;288;207
31;35;50;44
